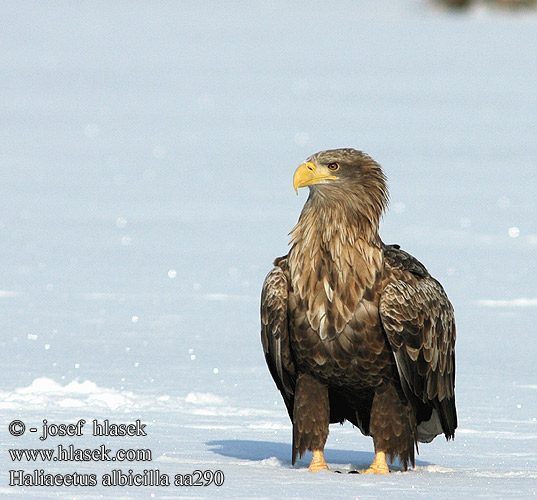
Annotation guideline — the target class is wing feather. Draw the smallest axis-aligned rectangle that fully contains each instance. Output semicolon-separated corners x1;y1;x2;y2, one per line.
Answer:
261;259;296;418
380;246;457;439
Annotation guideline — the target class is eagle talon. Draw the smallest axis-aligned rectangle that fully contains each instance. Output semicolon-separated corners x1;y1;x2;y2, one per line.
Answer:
360;451;390;474
309;449;329;472
360;466;390;475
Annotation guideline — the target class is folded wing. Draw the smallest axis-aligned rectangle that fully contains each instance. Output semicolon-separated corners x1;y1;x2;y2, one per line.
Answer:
261;259;296;418
380;246;457;441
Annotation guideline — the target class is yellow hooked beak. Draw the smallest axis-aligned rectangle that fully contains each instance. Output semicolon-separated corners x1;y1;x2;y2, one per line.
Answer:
293;161;338;194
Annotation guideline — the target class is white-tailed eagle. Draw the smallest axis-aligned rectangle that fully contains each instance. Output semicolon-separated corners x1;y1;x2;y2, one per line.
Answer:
261;149;457;473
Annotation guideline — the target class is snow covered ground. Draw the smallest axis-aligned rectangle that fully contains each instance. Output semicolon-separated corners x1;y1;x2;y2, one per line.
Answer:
1;0;537;498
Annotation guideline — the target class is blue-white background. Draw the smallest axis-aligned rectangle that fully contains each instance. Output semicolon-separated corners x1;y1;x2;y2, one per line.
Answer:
1;1;536;498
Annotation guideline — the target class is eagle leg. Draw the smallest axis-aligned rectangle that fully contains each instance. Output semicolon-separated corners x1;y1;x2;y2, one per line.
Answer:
309;449;329;472
366;382;416;472
361;451;389;474
292;373;330;470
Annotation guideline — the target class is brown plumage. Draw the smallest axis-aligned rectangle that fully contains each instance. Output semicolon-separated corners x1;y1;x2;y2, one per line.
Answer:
261;148;457;473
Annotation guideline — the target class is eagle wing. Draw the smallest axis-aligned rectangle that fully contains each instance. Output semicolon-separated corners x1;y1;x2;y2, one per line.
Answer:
380;245;457;439
260;258;296;418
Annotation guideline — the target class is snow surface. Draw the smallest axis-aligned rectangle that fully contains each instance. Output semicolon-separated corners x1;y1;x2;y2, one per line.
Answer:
1;0;537;498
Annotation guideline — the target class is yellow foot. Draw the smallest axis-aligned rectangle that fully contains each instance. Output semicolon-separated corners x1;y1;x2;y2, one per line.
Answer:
309;449;329;472
360;451;390;475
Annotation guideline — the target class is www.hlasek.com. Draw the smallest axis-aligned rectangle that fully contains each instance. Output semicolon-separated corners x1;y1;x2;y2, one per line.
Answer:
7;418;224;488
10;443;152;463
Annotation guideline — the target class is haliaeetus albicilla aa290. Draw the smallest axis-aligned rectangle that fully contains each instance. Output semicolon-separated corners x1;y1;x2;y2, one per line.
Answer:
261;149;457;474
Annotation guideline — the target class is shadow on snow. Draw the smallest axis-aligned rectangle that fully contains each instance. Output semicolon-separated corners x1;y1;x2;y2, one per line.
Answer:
206;439;431;470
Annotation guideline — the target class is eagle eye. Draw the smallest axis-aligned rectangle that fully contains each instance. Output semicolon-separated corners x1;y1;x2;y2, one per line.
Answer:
327;162;339;171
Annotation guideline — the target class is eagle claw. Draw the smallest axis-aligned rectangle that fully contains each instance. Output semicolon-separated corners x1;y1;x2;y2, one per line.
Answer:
360;451;390;474
309;450;329;472
360;466;390;475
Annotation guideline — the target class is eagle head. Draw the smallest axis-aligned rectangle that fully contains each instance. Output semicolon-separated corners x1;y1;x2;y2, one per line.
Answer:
293;148;389;229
